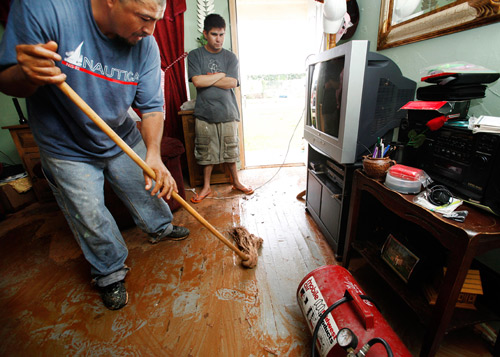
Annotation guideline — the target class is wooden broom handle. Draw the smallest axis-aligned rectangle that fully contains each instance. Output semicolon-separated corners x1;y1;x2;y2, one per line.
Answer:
56;82;250;261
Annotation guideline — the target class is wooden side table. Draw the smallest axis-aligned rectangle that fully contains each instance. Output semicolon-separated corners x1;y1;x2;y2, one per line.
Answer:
343;169;500;356
179;110;231;188
2;124;53;201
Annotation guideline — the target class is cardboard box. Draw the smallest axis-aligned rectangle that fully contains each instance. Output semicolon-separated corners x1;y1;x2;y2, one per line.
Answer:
0;182;36;213
424;268;483;310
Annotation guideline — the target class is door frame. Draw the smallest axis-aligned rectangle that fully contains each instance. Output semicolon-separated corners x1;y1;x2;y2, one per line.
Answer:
228;0;246;169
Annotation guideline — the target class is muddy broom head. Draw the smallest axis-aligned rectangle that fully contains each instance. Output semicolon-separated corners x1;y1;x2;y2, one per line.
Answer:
229;226;263;268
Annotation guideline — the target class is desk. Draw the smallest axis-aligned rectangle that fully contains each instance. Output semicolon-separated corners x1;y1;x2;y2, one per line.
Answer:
343;170;500;357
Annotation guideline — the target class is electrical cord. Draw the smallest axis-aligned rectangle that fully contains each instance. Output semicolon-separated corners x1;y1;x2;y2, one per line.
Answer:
0;150;17;165
427;184;453;207
250;48;321;192
311;296;351;357
251;106;306;191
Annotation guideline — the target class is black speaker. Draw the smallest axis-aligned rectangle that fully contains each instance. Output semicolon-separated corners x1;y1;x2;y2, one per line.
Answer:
484;151;500;215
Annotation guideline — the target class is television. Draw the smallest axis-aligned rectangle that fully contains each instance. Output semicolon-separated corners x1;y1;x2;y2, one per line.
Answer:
304;40;416;164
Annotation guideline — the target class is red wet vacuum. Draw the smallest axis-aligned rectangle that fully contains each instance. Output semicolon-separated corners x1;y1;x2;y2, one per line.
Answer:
297;265;412;356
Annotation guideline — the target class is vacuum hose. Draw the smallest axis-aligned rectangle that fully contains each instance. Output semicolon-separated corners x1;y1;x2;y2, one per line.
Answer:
311;296;351;357
355;337;393;357
310;293;393;357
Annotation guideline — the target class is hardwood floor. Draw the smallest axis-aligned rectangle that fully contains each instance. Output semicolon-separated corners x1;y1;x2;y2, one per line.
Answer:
0;166;495;356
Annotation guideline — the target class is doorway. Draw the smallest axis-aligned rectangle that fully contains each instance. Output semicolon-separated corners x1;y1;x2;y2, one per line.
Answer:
235;0;319;167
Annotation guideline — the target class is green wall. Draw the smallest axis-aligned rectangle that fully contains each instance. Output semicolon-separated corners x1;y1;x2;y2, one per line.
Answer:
184;0;232;53
346;0;500;118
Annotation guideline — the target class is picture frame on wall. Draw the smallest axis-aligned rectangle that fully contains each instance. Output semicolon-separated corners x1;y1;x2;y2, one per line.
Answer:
381;234;419;283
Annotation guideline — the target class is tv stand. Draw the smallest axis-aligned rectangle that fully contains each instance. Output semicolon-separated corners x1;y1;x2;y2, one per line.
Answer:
343;170;500;356
305;144;360;260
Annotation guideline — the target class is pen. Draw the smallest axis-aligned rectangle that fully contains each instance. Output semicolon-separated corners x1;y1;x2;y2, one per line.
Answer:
383;145;390;157
374;137;381;158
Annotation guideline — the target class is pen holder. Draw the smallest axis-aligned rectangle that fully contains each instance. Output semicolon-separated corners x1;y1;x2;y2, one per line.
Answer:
362;156;396;181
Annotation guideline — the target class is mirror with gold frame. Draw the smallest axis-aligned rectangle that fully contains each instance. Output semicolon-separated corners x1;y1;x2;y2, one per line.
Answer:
377;0;500;50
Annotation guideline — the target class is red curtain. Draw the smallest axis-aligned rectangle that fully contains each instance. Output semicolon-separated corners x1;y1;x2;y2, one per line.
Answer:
153;0;188;142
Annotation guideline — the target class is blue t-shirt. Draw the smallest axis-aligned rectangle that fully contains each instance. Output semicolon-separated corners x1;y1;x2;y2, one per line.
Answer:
0;0;164;161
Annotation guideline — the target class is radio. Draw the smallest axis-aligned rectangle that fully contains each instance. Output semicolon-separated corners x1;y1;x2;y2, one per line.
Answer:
414;126;500;214
325;159;346;189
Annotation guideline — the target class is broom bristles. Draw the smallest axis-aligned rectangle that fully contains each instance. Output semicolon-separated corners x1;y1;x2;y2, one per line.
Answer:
229;226;263;268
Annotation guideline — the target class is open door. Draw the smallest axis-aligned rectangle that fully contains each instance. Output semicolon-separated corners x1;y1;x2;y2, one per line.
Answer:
229;0;319;168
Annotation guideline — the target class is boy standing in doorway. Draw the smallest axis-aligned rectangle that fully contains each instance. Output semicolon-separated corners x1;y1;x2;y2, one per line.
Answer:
188;13;253;203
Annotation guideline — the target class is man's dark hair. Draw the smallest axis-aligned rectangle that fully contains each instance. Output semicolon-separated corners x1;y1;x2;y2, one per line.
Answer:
204;14;226;32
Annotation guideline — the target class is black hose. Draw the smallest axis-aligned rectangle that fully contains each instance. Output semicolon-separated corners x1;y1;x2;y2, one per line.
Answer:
310;294;383;357
367;337;394;357
311;296;352;357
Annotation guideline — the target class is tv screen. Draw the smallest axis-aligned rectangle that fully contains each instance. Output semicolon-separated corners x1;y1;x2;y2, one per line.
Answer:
304;40;416;164
310;56;345;139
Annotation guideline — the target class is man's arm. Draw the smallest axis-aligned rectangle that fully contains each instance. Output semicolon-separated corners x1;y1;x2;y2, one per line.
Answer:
0;41;66;97
191;73;237;90
140;111;177;199
191;72;225;88
212;76;237;89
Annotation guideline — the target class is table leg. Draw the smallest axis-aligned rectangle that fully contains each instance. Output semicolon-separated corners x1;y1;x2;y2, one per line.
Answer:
342;173;362;269
420;245;474;356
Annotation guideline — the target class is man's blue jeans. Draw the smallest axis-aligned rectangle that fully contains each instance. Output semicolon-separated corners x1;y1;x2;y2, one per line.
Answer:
39;140;173;287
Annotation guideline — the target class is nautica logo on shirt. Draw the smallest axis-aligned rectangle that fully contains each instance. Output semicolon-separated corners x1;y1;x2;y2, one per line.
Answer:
62;41;139;85
65;42;83;66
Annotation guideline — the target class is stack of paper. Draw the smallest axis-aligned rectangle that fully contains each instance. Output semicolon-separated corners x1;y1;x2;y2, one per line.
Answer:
469;116;500;134
0;171;27;184
414;194;463;214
